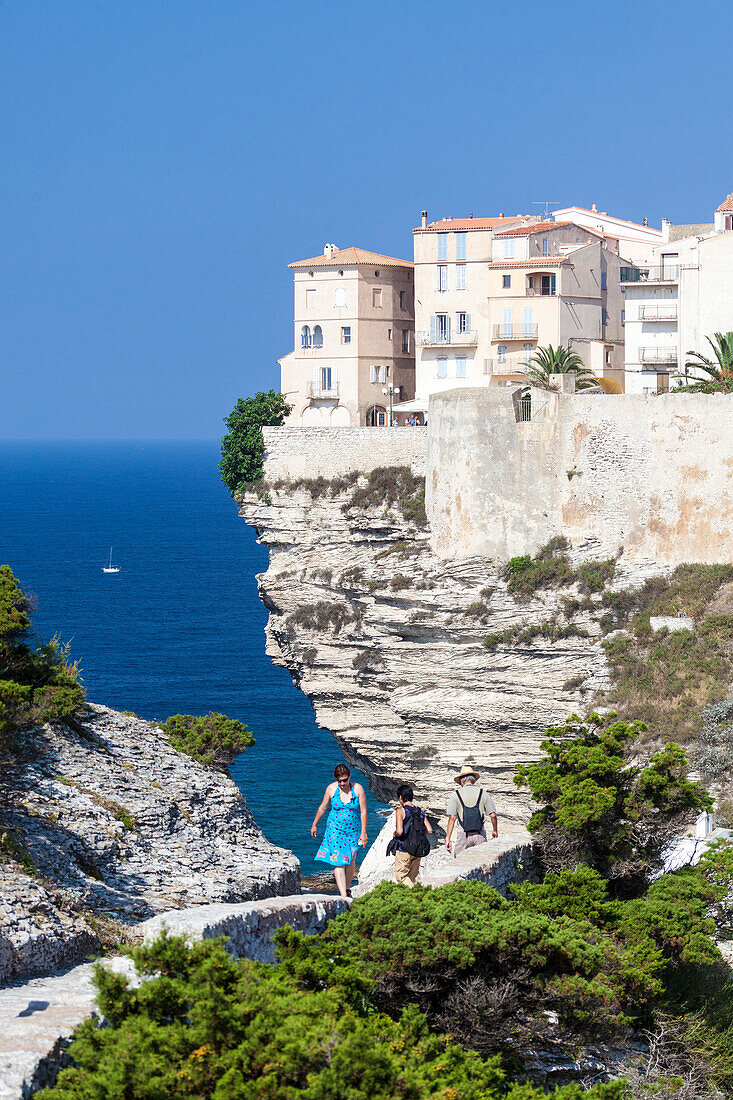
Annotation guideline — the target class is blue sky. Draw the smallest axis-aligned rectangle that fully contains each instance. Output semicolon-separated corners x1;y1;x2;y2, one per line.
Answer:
1;0;731;440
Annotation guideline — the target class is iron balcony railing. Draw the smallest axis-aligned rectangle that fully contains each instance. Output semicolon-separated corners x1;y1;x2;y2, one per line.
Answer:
416;330;478;346
524;287;557;297
308;381;340;398
492;324;539;341
638;347;678;363
638;305;678;321
484;355;533;375
620;265;695;283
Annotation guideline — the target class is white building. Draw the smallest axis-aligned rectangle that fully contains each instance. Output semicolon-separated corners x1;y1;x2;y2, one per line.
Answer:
551;205;662;267
623;193;733;394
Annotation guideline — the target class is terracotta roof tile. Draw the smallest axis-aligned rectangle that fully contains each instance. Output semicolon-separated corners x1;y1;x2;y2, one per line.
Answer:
716;194;733;212
413;216;529;233
289;246;413;269
488;257;569;268
494;220;572;237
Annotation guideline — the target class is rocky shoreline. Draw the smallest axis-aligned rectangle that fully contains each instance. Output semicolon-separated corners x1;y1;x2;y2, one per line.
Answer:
0;704;299;984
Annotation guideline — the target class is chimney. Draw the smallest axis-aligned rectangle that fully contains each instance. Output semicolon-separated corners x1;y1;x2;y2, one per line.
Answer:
643;217;648;227
661;218;671;243
421;210;428;229
469;212;474;219
591;203;598;212
323;243;338;259
499;212;504;218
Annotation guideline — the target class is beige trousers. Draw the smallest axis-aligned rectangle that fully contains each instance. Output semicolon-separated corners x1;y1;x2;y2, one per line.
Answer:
452;825;487;858
395;850;421;886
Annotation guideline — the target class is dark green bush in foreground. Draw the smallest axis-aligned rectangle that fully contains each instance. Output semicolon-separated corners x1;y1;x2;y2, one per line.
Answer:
0;564;85;750
162;712;253;770
39;931;626;1100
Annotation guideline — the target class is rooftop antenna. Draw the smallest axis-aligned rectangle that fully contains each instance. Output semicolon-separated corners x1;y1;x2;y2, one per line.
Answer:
532;201;560;219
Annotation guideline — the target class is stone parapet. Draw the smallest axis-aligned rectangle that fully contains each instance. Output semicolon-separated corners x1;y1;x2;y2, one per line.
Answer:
262;425;427;480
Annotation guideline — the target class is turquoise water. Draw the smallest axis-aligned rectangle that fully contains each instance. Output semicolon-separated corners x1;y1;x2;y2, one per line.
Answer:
0;441;386;867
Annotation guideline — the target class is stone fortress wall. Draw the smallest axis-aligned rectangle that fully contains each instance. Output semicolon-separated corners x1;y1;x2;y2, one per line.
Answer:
263;392;733;566
426;389;733;564
262;425;427;479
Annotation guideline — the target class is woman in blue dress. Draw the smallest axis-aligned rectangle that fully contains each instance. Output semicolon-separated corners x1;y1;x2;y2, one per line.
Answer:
311;763;368;898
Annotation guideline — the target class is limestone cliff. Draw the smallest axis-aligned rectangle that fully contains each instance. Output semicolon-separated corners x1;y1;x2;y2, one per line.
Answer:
0;705;299;983
239;481;660;825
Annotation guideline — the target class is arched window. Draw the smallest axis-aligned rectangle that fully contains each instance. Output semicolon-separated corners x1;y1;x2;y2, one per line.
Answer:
312;325;323;348
366;405;387;427
301;325;311;349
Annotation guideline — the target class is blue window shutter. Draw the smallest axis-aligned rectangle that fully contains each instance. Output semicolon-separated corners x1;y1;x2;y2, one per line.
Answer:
465;312;471;331
446;314;451;340
430;315;436;343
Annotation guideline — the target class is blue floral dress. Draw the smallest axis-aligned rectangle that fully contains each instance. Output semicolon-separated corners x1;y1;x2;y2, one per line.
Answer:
316;786;361;866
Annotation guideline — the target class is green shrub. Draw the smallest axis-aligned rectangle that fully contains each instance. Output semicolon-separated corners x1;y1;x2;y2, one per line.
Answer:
483;621;589;649
352;648;383;673
219;391;292;495
344;467;427;527
514;712;712;894
463;601;491;621
374;540;420;560
38;932;626;1100
502;541;617;601
0;566;85;748
389;574;411;592
162;713;254;770
287;601;358;634
577;559;616;594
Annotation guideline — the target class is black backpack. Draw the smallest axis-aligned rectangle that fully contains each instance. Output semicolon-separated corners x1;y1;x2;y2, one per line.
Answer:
402;806;430;858
456;790;484;836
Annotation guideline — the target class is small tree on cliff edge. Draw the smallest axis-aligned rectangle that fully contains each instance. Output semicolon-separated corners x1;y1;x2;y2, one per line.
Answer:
514;711;712;897
219;391;293;495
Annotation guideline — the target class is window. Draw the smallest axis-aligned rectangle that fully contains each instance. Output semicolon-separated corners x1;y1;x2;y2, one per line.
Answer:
457;311;469;333
541;274;556;296
300;325;311;348
436;314;450;343
621;310;625;326
542;238;548;256
341;326;351;344
334;287;347;308
437;357;447;378
401;329;410;353
369;365;386;383
523;307;534;337
601;271;607;290
437;265;447;291
372;288;382;308
455;356;467;378
367;405;387;427
305;289;315;308
503;275;511;288
602;307;608;325
312;325;323;348
456;264;466;290
456;232;467;260
320;367;332;391
437;233;447;261
523;342;533;358
503;240;515;259
502;308;512;337
399;290;406;309
387;328;392;340
497;345;507;364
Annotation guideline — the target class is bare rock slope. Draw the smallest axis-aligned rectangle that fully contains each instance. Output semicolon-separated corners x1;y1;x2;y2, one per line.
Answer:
240;481;659;825
0;705;299;983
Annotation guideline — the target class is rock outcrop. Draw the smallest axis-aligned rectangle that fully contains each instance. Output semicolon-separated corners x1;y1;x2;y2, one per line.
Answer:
0;705;299;983
240;482;660;825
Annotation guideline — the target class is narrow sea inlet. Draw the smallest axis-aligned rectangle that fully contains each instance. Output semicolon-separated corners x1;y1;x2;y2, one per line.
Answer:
0;440;386;867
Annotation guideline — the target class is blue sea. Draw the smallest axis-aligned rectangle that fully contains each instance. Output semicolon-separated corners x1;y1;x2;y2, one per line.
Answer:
0;441;386;868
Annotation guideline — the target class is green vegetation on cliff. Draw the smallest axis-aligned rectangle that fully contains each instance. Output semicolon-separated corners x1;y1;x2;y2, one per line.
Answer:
219;391;292;495
0;565;85;753
162;712;254;770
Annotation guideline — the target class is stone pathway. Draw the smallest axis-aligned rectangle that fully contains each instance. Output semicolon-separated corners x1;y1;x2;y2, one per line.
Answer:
0;841;532;1099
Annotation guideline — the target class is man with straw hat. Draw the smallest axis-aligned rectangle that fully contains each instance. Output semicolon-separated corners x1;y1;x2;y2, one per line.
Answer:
445;765;498;857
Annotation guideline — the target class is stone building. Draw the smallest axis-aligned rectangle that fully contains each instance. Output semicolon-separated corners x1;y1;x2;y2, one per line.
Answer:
280;245;415;427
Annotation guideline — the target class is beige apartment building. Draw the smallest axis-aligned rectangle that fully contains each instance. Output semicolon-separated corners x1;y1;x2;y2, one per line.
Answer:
412;213;625;403
280;245;414;427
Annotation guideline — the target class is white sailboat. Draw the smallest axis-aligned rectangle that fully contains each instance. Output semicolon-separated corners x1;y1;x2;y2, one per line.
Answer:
102;547;120;574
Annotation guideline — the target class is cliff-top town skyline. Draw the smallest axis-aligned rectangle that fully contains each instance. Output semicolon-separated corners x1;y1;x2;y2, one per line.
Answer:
280;193;733;427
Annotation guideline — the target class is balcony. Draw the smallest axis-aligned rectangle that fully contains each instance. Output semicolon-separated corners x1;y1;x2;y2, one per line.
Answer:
416;330;478;347
492;324;538;341
308;381;340;399
299;344;324;355
620;265;690;283
638;347;678;363
484;355;532;376
638;305;678;321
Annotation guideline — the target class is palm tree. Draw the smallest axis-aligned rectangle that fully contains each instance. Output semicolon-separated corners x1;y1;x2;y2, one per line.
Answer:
683;332;733;392
521;344;598;391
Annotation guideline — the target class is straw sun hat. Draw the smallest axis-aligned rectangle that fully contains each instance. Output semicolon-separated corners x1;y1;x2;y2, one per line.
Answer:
453;765;481;784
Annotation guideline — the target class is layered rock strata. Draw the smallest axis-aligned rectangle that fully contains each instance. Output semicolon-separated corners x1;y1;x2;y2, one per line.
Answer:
240;483;660;825
0;705;299;983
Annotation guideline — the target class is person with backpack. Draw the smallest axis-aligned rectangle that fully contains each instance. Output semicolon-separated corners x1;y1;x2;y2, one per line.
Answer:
392;783;432;886
445;765;498;857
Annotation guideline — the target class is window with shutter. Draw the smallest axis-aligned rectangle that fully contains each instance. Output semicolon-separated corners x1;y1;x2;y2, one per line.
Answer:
456;357;467;378
456;232;466;260
437;265;447;291
456;264;466;290
437;358;447;379
437;233;447;261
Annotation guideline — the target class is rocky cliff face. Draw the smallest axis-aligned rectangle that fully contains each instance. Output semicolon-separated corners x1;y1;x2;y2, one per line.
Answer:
240;482;660;826
0;705;299;982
